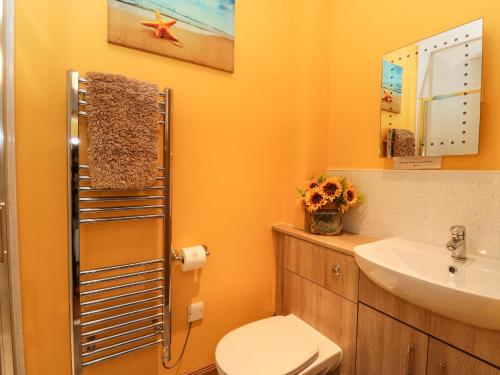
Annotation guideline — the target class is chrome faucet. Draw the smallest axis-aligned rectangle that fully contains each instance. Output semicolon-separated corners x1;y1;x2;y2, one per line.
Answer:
446;225;466;260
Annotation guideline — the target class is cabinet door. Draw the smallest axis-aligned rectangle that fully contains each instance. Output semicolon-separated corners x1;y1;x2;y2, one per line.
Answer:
283;270;358;375
427;338;500;375
356;304;428;375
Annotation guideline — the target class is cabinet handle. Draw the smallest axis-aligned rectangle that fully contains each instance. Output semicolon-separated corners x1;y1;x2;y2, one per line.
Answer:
439;362;447;373
332;264;341;276
406;345;416;375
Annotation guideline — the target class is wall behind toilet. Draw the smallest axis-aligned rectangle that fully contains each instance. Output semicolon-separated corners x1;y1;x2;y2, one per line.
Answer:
15;0;332;374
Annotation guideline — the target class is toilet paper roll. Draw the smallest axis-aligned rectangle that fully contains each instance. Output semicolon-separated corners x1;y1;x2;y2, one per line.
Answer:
180;245;207;272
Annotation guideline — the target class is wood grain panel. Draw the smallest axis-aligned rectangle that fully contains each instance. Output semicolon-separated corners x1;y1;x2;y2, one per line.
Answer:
272;224;377;256
284;236;359;302
284;235;326;286
324;248;358;302
274;231;285;315
283;270;357;375
356;304;429;375
427;338;500;375
359;272;500;367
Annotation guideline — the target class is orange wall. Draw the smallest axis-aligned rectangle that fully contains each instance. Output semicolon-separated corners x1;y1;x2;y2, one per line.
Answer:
285;0;332;227
329;1;500;170
15;0;293;374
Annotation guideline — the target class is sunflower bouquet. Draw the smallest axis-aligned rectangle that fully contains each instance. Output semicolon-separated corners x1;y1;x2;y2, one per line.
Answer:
297;175;362;235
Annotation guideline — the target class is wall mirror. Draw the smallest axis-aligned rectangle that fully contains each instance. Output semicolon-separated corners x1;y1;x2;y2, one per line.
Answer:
380;19;483;158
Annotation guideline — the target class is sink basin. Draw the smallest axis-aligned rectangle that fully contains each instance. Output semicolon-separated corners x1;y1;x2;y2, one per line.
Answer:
354;238;500;331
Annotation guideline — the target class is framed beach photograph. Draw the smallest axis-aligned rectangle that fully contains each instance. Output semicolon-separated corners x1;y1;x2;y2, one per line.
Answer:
381;61;403;113
108;0;235;72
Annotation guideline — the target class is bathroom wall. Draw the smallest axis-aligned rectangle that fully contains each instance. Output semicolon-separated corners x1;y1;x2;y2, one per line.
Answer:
284;0;332;228
13;0;322;374
329;1;500;170
328;169;500;261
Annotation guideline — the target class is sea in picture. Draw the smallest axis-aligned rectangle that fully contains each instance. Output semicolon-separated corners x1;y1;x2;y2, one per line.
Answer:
108;0;235;72
381;60;403;113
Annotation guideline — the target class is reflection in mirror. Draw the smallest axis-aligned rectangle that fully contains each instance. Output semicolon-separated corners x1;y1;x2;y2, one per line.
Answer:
380;19;483;158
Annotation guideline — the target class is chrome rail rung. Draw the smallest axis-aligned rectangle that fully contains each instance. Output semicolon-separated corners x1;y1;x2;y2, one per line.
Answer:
79;214;164;224
81;295;163;317
79;176;165;182
78;112;165;125
81;277;163;296
82;331;162;358
81;304;163;328
82;339;163;367
79;186;164;192
79;164;165;171
80;286;164;307
78;88;87;94
79;99;164;106
79;205;164;214
82;321;163;347
81;313;163;338
79;196;164;203
81;267;164;286
81;259;164;276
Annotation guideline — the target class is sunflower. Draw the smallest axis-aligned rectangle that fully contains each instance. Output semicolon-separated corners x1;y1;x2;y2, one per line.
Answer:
305;179;320;190
304;187;327;212
343;184;360;207
319;177;342;202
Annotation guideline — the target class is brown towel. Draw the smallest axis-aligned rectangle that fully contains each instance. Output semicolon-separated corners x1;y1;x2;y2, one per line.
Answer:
390;129;416;157
85;72;159;190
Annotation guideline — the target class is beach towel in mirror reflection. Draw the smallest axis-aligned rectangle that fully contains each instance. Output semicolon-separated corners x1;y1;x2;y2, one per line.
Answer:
108;0;235;72
380;18;483;158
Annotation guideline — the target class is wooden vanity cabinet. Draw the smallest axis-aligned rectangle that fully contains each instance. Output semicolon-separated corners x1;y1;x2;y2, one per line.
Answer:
275;230;368;375
273;226;500;375
356;304;429;375
427;339;500;375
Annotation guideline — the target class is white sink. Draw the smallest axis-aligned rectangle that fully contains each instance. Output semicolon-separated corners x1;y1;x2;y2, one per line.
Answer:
354;238;500;331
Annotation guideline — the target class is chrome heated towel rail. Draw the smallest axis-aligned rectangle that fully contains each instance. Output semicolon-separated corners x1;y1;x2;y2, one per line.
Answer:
67;70;172;374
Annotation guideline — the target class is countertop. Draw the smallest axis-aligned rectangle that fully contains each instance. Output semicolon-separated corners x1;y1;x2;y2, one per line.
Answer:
272;223;377;256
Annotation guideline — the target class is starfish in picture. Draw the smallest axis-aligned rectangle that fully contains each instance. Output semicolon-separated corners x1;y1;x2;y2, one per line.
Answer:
382;88;393;103
141;10;184;47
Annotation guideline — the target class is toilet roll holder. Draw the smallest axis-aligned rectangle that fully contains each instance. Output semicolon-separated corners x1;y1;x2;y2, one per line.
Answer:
171;245;210;264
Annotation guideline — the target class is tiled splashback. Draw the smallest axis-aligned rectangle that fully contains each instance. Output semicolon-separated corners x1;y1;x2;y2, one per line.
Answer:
328;169;500;260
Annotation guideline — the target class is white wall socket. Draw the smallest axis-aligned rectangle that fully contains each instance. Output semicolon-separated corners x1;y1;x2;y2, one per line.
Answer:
188;302;204;322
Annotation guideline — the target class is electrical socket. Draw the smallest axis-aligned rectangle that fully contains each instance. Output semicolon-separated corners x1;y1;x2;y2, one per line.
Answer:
188;302;204;322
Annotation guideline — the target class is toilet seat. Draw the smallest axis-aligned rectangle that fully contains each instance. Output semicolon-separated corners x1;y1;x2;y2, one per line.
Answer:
215;315;342;375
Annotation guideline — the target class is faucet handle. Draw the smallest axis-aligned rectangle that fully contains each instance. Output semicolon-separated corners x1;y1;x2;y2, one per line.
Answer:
450;225;466;239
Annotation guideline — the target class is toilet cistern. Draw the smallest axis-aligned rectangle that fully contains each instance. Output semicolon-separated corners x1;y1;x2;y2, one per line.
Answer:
446;225;466;260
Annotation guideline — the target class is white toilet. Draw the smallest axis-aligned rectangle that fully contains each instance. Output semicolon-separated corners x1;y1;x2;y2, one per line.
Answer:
215;314;342;375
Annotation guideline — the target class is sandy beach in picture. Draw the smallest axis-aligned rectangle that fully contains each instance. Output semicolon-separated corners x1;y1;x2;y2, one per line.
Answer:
381;91;402;113
108;0;234;72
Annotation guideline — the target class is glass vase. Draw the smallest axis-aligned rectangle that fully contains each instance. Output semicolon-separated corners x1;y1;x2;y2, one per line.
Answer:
305;206;343;236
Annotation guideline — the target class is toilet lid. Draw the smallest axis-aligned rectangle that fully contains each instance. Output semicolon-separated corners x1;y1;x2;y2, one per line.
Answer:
216;316;319;375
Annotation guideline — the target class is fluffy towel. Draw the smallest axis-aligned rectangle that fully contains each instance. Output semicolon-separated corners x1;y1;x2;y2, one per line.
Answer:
391;129;416;157
86;72;159;190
